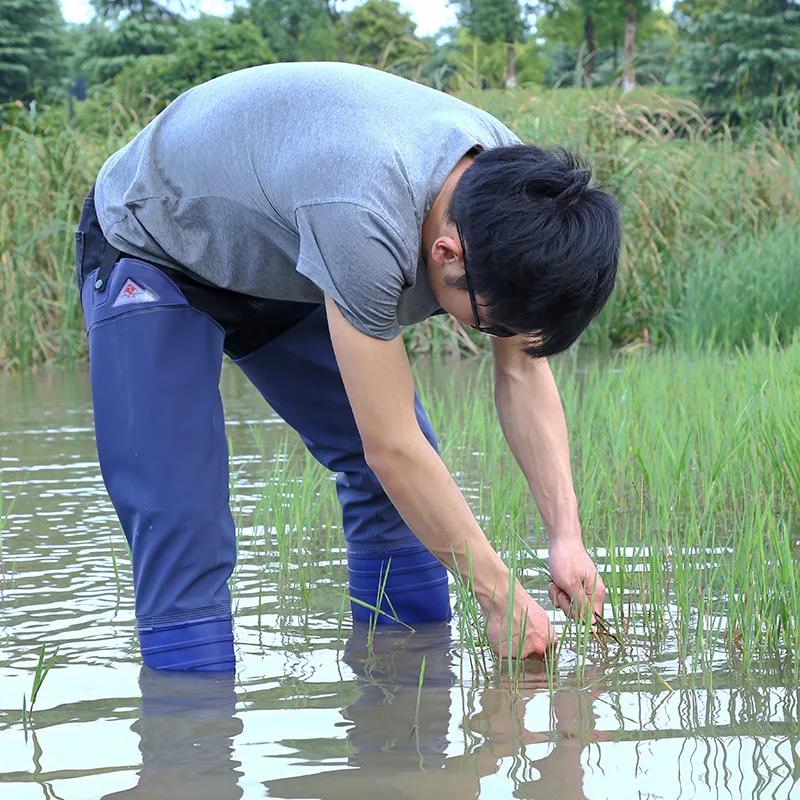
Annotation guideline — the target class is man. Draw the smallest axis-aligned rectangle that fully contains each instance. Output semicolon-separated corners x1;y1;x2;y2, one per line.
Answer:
75;61;621;672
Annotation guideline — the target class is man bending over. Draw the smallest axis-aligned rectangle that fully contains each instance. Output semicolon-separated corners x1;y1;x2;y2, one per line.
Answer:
74;62;621;670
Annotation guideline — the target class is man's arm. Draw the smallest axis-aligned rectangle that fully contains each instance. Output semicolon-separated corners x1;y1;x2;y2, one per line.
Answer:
324;295;556;657
491;336;606;621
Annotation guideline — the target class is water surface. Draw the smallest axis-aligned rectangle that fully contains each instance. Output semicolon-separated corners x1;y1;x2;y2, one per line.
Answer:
1;363;798;799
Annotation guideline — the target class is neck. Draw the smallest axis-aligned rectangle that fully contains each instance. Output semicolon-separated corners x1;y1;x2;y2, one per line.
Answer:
421;154;474;258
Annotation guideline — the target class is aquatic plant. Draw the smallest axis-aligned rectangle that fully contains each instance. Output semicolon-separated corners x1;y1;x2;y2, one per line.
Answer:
21;644;59;728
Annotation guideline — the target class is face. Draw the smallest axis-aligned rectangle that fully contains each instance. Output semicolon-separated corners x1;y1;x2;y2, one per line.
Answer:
455;222;517;338
427;230;517;338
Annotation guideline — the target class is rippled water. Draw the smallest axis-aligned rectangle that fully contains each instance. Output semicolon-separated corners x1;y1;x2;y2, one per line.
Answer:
1;364;798;800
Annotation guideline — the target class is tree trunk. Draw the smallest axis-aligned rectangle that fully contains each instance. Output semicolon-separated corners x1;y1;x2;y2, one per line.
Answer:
583;15;596;87
613;35;618;72
623;1;636;93
505;41;516;90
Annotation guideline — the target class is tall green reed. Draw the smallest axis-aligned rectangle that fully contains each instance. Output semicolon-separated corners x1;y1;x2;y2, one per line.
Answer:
4;89;799;369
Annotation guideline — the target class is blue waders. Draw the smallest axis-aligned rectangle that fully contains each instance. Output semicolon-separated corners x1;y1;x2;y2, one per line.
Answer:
232;308;451;627
77;197;450;671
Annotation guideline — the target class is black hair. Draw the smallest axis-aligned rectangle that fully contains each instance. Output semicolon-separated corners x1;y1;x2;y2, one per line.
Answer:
447;145;622;358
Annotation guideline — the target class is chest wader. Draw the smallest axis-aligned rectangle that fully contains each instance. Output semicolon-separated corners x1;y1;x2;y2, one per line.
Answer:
77;191;450;672
80;249;236;671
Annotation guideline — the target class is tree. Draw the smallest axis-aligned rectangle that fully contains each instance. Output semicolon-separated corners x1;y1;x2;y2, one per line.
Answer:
0;0;65;103
622;0;636;90
538;0;628;86
233;0;339;62
684;7;800;121
74;0;183;84
341;0;429;70
112;16;275;108
433;26;545;89
166;17;274;93
596;11;683;85
455;0;529;88
538;0;666;88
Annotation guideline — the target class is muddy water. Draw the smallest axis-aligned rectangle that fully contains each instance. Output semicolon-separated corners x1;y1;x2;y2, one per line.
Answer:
1;364;798;800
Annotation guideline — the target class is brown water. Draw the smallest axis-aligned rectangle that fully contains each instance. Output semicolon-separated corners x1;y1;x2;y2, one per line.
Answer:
1;364;798;800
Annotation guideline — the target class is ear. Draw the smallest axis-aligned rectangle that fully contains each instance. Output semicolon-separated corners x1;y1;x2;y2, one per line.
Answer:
430;234;462;269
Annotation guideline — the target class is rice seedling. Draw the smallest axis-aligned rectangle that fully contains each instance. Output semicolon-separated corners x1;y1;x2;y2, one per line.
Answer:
415;336;800;684
0;477;24;595
234;332;800;695
22;644;59;728
411;654;426;738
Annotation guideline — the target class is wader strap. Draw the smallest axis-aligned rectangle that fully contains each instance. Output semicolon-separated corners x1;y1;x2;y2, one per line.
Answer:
94;244;122;291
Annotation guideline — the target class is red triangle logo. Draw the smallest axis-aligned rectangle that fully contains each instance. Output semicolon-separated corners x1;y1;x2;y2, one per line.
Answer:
112;279;158;308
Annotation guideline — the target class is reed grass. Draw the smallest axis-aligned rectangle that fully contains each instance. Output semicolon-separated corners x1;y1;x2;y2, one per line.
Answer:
678;219;800;347
3;90;799;369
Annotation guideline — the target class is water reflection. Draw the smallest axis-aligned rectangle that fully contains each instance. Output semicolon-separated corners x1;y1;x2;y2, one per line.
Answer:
103;670;243;800
82;632;800;800
262;625;599;800
99;627;604;800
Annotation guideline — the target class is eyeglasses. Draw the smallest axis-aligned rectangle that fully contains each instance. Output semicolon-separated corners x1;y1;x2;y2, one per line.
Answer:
456;222;517;338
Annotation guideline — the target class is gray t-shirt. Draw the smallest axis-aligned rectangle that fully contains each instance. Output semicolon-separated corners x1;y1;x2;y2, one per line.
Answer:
95;62;520;339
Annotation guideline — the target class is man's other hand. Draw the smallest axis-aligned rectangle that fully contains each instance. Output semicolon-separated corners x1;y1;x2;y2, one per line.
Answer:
547;537;606;623
483;580;557;659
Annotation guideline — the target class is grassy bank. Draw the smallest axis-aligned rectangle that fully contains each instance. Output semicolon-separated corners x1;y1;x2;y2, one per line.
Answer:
245;336;800;684
2;88;800;369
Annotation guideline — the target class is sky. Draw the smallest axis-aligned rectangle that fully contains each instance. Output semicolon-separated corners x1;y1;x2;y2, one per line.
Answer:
59;0;460;38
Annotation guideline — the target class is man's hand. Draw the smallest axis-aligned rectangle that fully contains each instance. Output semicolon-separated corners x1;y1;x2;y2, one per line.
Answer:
483;579;557;659
323;295;533;642
490;339;605;626
547;536;606;622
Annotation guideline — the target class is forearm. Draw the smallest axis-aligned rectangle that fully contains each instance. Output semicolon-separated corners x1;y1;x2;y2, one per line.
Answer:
493;358;581;541
367;434;511;606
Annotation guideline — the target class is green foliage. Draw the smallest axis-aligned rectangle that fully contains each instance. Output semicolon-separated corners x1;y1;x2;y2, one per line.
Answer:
456;0;528;44
0;0;65;103
112;18;275;107
172;17;274;95
233;0;339;62
683;9;800;122
440;89;800;349
537;0;660;86
4;89;800;369
538;0;628;52
441;31;546;89
540;9;680;88
74;12;182;84
0;106;120;370
341;0;429;69
674;0;788;25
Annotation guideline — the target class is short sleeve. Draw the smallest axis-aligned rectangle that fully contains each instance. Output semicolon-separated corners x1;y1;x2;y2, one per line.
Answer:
295;202;414;339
